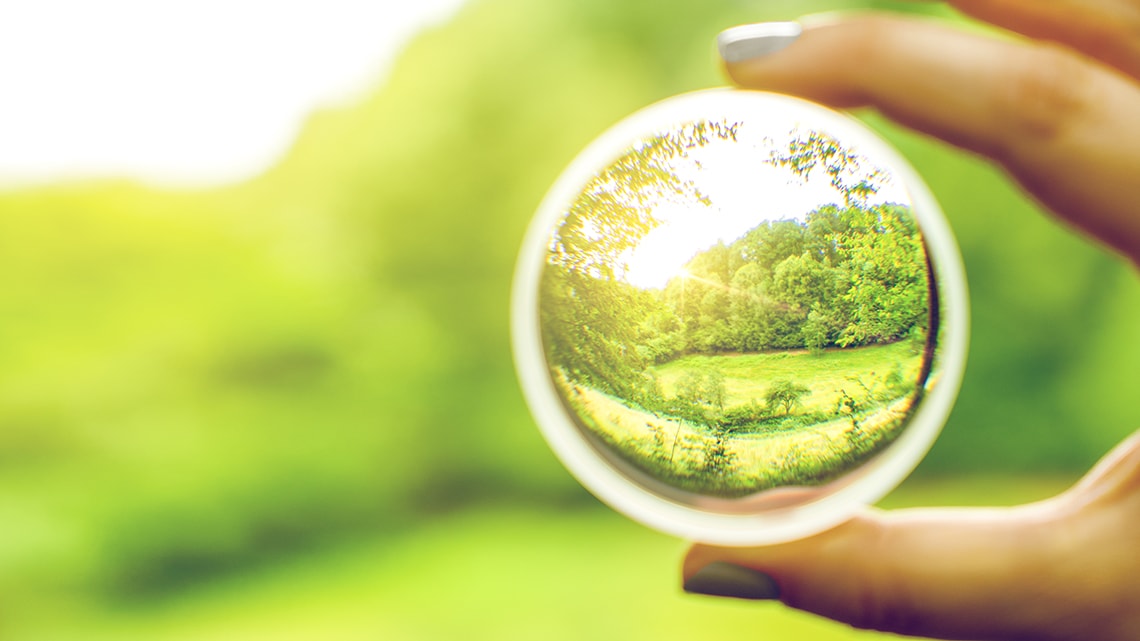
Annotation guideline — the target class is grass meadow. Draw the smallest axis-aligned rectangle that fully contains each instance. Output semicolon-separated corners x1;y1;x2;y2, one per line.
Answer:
654;341;923;415
560;342;925;496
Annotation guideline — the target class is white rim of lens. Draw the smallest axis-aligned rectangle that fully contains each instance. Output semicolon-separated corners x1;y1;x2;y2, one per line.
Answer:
511;88;969;545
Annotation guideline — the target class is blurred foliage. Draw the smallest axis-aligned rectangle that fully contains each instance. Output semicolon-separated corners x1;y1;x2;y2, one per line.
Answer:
0;0;1138;638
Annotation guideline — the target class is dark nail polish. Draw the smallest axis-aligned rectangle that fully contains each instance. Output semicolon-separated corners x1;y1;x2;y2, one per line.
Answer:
684;561;781;600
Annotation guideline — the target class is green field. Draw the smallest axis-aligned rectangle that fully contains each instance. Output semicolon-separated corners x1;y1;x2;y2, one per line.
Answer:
560;342;926;496
653;341;924;415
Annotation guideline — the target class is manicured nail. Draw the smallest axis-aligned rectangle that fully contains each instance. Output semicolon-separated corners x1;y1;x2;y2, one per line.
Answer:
716;22;802;64
683;562;781;600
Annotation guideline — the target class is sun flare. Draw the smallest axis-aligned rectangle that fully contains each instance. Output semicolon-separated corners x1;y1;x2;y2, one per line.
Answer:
623;241;691;290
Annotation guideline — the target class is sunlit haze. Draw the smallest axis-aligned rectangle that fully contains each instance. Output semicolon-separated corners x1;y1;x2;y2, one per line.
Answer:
0;0;465;189
622;126;911;289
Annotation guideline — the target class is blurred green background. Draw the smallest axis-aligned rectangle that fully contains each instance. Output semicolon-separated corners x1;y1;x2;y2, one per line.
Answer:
1;0;1138;639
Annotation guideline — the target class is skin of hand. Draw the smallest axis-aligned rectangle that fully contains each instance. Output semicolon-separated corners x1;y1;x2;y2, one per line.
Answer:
684;3;1140;640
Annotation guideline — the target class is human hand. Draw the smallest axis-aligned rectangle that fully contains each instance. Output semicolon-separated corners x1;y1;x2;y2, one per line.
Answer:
683;5;1140;640
714;5;1140;267
684;430;1140;640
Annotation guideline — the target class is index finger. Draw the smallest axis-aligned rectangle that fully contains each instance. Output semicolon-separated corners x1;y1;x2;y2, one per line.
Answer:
718;16;1140;265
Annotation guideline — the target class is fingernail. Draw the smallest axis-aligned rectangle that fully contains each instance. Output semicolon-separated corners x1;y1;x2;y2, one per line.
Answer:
716;22;802;64
683;562;781;600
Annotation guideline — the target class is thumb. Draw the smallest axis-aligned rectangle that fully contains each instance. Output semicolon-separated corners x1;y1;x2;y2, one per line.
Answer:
682;505;1071;640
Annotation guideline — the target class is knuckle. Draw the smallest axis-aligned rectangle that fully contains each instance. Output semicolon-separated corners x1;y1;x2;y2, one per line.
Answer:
995;45;1097;146
823;15;902;105
842;15;894;67
841;517;922;634
849;574;921;634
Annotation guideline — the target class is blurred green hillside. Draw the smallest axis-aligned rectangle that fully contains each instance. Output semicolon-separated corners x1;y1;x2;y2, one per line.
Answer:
1;0;1138;639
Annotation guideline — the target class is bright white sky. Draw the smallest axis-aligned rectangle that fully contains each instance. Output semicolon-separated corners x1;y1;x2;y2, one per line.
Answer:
623;124;912;289
0;0;465;190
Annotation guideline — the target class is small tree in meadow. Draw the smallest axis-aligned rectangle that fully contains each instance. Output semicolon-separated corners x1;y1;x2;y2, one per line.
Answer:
766;380;811;416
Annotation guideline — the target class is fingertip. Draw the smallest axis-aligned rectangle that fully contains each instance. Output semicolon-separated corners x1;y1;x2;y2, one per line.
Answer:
681;543;727;581
681;510;888;587
715;18;877;107
715;21;802;65
684;561;782;601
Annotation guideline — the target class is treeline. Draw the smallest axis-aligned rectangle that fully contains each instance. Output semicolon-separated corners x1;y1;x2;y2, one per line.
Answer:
542;203;930;400
638;203;930;364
